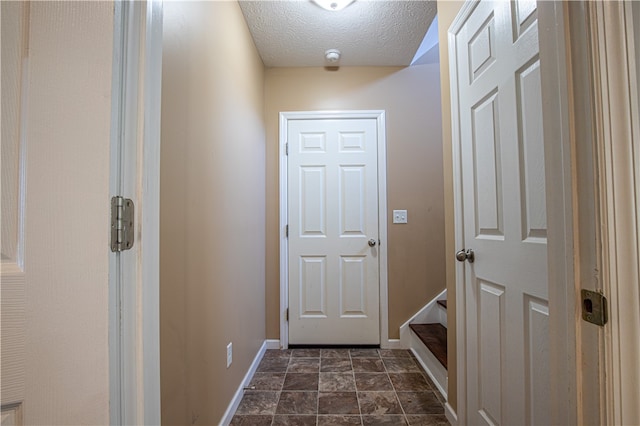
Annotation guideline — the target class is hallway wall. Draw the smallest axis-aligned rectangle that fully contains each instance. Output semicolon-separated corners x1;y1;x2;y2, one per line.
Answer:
437;0;465;412
265;65;446;341
160;2;266;424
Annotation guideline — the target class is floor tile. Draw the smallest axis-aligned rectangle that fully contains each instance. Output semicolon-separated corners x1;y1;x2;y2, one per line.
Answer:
358;391;403;415
321;348;351;358
283;373;319;391
264;349;292;358
420;372;438;390
354;373;393;391
318;392;360;415
397;391;444;415
362;415;408;425
320;358;352;372
350;348;380;358
382;358;421;373
234;347;448;425
272;414;318;425
288;358;320;373
276;391;318;415
249;372;286;391
317;415;362;425
291;348;321;357
352;358;385;373
406;414;450;425
389;373;431;391
433;387;446;405
257;357;290;373
229;414;273;426
378;349;412;358
319;372;356;391
235;391;279;415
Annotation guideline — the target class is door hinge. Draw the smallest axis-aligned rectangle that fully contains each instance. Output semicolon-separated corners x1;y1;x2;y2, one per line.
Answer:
286;308;289;322
285;142;288;156
286;224;289;238
111;196;135;252
581;289;608;326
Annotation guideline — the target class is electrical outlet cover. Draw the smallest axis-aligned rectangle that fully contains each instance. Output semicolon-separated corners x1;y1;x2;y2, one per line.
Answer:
393;209;408;224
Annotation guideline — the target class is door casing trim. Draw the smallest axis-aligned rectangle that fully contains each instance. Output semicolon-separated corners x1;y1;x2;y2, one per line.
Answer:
278;110;389;349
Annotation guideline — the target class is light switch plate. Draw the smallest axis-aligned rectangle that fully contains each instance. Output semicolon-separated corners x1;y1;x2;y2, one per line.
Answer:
393;210;408;224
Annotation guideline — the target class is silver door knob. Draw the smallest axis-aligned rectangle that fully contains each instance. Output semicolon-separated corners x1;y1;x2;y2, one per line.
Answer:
455;249;475;263
368;239;377;247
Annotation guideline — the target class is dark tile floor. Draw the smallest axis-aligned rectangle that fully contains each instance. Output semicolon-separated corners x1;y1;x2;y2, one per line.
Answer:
230;348;449;426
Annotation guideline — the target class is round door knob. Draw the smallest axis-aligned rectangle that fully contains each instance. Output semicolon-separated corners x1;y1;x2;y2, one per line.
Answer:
455;249;475;263
368;239;377;247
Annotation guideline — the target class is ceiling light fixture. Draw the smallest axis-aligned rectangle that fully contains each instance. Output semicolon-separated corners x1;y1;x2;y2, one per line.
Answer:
312;0;355;11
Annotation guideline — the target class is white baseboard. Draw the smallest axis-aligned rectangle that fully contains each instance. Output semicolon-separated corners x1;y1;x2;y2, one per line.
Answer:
410;334;447;399
219;340;267;426
383;339;401;349
399;289;447;348
265;339;281;349
445;402;457;425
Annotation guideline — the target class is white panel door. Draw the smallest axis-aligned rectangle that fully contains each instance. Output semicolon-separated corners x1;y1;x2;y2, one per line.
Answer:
288;118;380;345
1;2;116;424
1;3;28;423
452;1;549;425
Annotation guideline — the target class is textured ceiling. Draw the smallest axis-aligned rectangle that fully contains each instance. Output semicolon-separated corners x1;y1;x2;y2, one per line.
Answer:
238;0;438;67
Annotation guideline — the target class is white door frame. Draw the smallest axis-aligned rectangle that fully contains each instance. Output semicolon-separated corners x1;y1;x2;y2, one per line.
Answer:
529;2;640;424
587;2;640;424
109;1;162;424
279;110;390;349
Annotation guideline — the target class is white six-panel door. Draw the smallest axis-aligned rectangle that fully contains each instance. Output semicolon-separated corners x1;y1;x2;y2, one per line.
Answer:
288;118;380;345
451;1;549;424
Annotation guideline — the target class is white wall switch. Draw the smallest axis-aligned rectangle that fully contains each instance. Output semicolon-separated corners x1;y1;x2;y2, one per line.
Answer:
227;342;233;368
393;209;408;224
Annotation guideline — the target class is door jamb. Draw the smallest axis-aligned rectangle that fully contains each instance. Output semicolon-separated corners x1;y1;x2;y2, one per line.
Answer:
109;1;162;424
587;2;640;424
279;110;389;349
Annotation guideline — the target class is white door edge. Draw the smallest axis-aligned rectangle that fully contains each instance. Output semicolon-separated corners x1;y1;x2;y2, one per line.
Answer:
279;110;389;349
109;1;162;424
537;2;581;424
448;3;480;423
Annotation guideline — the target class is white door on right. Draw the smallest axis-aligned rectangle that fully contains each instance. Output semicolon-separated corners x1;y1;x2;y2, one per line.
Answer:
451;1;549;425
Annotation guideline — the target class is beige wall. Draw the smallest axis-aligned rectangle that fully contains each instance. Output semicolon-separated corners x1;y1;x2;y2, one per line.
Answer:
265;66;446;340
437;0;465;413
160;2;266;424
0;2;114;423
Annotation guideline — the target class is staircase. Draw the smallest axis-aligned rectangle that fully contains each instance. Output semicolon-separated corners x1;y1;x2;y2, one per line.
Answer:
400;290;448;398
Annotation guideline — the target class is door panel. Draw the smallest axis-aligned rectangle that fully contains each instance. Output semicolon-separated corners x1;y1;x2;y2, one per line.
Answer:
1;2;115;424
471;90;503;239
453;1;549;424
1;3;27;423
299;256;327;317
288;118;379;345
